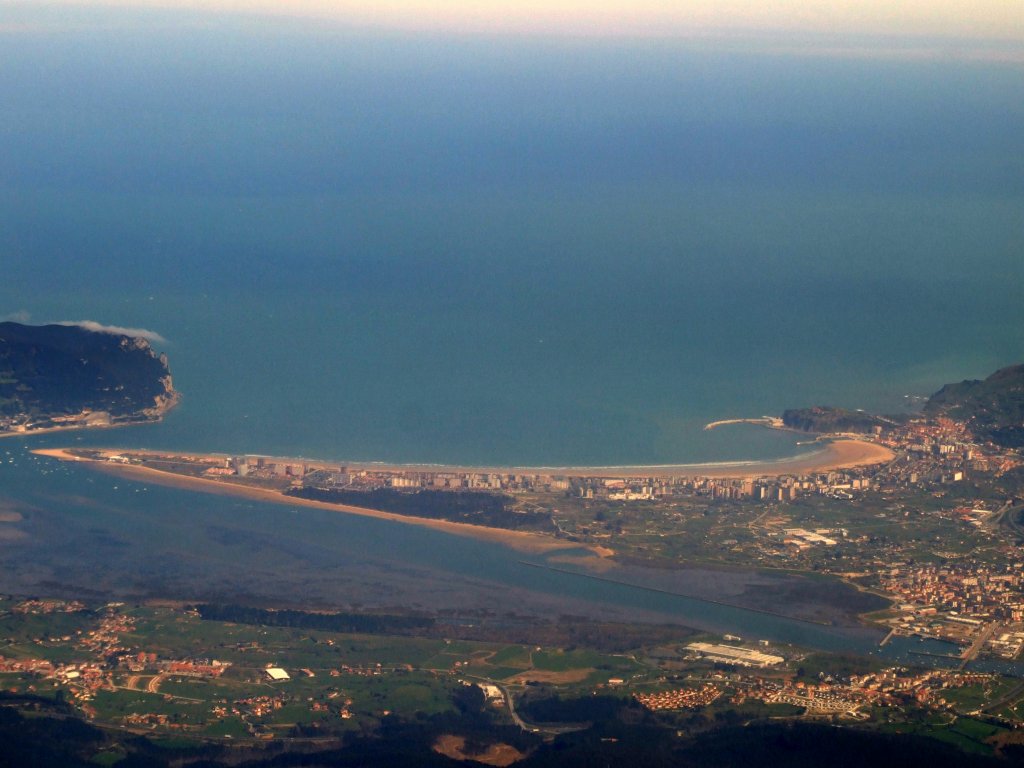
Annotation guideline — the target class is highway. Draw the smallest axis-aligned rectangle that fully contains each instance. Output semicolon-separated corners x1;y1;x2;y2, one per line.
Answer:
996;503;1024;538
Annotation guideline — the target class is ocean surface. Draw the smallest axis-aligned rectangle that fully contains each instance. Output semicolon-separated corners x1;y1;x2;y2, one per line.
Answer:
1;10;1023;656
2;16;1023;467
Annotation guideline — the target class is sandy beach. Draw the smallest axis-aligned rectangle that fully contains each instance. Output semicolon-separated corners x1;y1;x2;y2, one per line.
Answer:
605;439;896;479
32;448;582;556
32;439;893;556
293;438;894;479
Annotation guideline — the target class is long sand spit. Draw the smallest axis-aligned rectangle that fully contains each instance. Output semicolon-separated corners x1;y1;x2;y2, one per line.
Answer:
32;439;892;555
32;448;586;556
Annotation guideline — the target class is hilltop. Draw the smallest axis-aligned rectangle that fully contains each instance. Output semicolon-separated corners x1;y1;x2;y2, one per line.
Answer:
0;321;178;433
781;406;893;435
924;363;1024;448
781;363;1024;448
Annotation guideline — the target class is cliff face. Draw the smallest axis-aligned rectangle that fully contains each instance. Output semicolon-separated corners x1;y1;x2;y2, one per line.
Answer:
0;322;179;427
924;363;1024;448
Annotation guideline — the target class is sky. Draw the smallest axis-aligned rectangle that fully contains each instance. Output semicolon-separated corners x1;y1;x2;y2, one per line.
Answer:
6;0;1023;43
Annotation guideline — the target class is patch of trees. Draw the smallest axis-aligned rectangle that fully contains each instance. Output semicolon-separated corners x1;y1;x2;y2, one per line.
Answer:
925;363;1024;448
518;694;639;726
286;487;555;531
0;321;172;419
0;700;1007;768
194;604;434;633
0;707;104;768
781;407;890;434
676;722;1000;768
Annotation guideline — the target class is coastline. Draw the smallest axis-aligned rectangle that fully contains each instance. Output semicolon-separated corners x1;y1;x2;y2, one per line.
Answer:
31;448;585;557
31;438;893;558
90;438;891;480
0;389;180;441
0;419;156;440
429;438;894;478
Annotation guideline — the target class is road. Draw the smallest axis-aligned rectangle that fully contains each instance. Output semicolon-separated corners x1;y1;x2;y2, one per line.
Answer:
497;684;534;732
959;623;1001;669
987;501;1015;530
492;683;587;736
997;504;1024;538
147;673;165;693
985;679;1024;715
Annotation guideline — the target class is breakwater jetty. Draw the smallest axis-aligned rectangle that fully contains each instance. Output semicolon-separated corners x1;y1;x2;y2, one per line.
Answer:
704;417;785;431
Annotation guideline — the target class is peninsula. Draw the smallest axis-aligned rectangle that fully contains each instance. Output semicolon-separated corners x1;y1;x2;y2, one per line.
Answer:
0;321;178;436
34;437;893;555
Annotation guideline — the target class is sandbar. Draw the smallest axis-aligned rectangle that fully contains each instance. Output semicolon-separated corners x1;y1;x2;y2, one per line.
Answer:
32;448;582;556
32;439;894;556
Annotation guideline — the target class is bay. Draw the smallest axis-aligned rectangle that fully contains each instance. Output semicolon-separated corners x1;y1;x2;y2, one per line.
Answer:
1;15;1023;661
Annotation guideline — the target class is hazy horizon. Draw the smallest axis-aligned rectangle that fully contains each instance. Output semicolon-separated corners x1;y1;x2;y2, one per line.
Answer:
6;0;1024;45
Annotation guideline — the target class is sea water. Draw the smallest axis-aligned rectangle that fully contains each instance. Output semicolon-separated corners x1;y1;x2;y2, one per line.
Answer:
2;21;1022;466
1;11;1023;655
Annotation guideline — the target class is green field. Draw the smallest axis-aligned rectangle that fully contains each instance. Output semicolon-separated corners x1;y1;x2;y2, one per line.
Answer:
6;597;1024;757
878;715;1006;756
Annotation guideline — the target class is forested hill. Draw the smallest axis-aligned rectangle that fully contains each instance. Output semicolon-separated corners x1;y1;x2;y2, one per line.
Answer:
781;406;891;434
925;363;1024;448
0;322;177;425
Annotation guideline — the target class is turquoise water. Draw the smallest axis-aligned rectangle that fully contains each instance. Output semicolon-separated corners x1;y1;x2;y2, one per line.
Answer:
2;21;1022;466
1;13;1023;657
